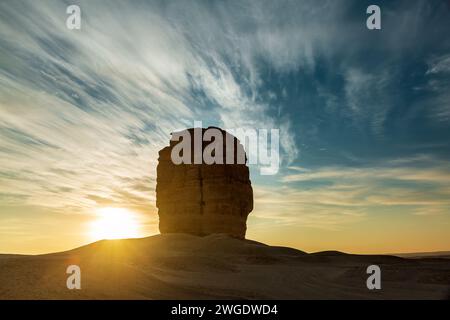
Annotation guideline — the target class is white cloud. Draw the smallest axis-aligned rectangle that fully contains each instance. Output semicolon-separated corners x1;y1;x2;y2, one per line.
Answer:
424;54;450;122
427;54;450;75
0;0;322;216
344;68;393;137
275;157;450;223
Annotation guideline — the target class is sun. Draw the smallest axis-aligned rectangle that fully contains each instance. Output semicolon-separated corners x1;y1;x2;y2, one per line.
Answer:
89;207;141;241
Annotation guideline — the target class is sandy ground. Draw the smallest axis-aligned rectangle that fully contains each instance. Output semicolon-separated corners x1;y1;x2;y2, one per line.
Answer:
0;234;449;299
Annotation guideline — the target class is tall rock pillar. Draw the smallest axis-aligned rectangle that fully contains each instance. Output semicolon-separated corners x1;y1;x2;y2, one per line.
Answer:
156;127;253;239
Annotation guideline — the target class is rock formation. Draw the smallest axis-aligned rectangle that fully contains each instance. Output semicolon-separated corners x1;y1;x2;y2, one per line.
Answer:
156;127;253;239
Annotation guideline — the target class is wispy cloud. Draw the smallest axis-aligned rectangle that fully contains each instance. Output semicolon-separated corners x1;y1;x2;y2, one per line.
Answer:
424;53;450;122
0;0;320;217
427;54;450;75
344;68;393;137
273;156;450;227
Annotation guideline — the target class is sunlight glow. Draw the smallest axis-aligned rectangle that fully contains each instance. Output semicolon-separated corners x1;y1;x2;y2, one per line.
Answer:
89;207;141;241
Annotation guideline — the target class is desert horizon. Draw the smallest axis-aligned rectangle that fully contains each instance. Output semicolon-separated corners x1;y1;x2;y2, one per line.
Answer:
1;233;449;300
2;233;450;258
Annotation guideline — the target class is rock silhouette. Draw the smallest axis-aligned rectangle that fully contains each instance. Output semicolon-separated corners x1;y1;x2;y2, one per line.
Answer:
156;127;253;238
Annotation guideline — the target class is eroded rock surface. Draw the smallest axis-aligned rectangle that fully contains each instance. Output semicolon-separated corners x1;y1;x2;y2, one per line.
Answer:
156;127;253;239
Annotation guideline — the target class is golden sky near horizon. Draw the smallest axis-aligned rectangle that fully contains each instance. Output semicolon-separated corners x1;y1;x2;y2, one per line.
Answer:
1;199;449;255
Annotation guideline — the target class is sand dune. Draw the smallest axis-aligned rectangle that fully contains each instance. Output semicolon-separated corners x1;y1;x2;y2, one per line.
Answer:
393;251;450;259
0;234;449;299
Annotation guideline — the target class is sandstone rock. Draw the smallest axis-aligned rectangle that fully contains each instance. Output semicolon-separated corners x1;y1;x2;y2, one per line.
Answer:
156;127;253;239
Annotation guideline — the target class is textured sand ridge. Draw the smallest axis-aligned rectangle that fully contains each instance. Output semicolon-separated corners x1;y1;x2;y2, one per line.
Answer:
0;234;449;299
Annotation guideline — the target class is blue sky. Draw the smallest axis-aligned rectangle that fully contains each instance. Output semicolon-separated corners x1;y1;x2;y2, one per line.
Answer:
0;0;449;253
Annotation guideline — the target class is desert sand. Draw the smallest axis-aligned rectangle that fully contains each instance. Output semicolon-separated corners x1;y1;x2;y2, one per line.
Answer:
0;234;449;299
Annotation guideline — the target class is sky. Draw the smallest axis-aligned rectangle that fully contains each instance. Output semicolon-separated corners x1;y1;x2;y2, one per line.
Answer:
0;0;449;254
